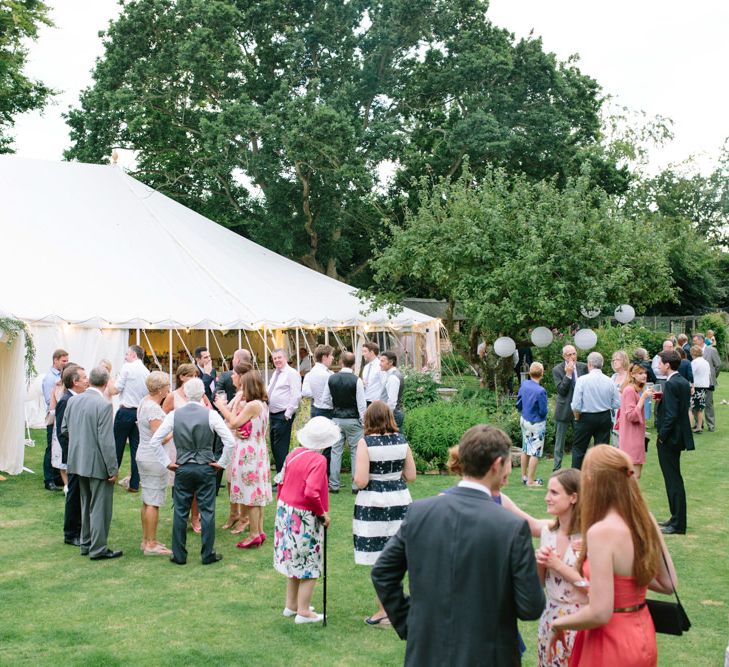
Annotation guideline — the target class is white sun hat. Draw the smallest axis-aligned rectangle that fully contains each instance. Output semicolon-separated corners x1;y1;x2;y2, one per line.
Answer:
297;417;341;451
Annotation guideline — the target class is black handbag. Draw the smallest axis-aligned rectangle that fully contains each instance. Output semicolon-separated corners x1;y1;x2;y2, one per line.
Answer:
646;549;691;635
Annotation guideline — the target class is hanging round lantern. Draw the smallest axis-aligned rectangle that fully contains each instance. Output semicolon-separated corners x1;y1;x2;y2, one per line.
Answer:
614;304;635;324
580;305;601;319
493;336;516;358
574;328;598;350
530;327;554;348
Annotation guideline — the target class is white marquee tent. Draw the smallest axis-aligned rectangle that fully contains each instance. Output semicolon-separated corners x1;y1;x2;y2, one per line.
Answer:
0;157;440;472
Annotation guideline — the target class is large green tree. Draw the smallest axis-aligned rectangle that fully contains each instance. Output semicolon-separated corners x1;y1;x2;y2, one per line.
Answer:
366;163;673;337
0;0;53;152
65;0;619;282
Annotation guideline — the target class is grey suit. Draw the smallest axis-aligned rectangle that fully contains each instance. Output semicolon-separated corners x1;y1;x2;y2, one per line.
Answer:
703;345;721;431
371;487;544;667
551;361;588;469
62;388;118;557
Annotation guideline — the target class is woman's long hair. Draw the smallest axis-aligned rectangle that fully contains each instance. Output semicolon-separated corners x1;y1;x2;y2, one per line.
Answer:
175;363;199;389
549;468;581;536
364;400;398;435
576;445;661;586
621;363;647;393
240;371;268;403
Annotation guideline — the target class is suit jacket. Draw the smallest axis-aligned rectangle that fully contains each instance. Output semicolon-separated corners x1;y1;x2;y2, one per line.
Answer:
55;389;73;464
703;345;721;386
655;373;694;452
552;361;588;421
371;487;544;667
196;364;217;403
217;370;236;402
61;388;118;479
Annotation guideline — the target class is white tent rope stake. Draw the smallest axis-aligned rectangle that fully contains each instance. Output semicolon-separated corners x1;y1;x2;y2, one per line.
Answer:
174;330;195;364
209;329;227;369
142;329;164;371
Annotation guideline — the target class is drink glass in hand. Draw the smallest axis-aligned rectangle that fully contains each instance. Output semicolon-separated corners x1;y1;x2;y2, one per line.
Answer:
653;383;663;400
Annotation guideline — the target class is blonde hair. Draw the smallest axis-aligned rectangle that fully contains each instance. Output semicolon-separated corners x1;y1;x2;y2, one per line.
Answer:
528;362;544;379
146;371;170;394
611;350;629;371
99;358;112;373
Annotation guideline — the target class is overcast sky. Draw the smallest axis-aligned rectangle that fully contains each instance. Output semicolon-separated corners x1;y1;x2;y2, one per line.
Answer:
11;0;728;174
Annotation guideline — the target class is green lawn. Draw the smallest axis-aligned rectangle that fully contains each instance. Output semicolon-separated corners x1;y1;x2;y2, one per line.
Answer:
1;386;727;666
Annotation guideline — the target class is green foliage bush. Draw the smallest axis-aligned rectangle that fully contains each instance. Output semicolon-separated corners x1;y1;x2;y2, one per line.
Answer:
401;368;439;410
403;401;491;471
698;312;727;356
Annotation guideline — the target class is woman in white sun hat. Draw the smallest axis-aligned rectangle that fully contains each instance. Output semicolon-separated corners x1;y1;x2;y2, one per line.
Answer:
273;416;340;624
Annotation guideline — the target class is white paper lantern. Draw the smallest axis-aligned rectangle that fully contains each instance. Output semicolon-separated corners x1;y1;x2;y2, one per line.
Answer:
493;336;516;358
530;327;554;348
580;305;601;319
614;304;635;324
574;328;598;351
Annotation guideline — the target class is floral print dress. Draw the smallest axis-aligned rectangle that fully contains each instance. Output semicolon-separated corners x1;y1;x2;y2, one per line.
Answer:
229;400;272;506
536;525;581;667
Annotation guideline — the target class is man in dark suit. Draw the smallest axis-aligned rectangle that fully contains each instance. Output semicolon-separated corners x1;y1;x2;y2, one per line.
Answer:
371;425;545;666
56;364;88;546
551;345;588;471
194;346;217;405
61;366;122;559
217;349;253;402
655;350;694;535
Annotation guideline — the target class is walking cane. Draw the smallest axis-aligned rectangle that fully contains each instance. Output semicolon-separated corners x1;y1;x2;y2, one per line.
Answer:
322;524;328;627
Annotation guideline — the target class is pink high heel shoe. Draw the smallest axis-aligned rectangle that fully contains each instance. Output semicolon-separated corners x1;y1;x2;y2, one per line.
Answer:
236;534;264;549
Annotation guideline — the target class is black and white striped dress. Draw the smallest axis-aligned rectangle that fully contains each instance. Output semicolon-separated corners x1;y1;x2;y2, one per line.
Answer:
353;432;412;565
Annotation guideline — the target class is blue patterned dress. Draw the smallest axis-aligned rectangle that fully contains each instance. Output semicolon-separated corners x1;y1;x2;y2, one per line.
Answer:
353;433;412;565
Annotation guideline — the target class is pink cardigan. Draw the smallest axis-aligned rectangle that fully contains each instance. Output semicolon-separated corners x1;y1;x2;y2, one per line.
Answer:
277;447;329;516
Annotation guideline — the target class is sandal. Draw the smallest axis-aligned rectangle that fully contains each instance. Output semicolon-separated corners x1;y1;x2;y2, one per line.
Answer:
144;543;172;556
526;479;544;487
222;515;240;530
364;615;391;627
230;518;250;535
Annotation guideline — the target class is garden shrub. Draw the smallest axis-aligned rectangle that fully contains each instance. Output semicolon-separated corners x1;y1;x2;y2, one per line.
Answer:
403;401;491;471
401;368;439;409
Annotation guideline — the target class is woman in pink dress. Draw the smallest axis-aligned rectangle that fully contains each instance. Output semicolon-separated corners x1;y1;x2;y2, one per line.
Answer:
618;364;654;479
215;370;272;549
548;446;678;667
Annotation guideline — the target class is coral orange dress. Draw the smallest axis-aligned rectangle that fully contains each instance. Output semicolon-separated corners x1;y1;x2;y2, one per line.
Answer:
569;561;657;667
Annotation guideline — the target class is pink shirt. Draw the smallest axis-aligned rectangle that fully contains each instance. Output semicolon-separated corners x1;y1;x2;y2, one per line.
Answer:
277;447;329;516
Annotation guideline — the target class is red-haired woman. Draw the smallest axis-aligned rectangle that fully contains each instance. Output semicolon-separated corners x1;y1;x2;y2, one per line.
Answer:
548;445;678;666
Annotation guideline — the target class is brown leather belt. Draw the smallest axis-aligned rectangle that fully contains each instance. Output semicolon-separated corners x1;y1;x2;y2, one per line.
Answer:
614;603;646;613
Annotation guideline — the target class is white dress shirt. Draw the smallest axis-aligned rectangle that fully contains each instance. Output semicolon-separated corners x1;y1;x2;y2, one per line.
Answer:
319;368;367;421
571;369;621;413
457;480;492;496
147;406;236;468
267;364;302;419
652;354;667;380
382;369;401;411
362;359;383;402
116;358;150;408
301;362;333;409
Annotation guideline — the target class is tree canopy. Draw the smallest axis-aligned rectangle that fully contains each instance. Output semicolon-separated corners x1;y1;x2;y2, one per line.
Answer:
366;162;675;337
0;0;53;152
65;0;621;283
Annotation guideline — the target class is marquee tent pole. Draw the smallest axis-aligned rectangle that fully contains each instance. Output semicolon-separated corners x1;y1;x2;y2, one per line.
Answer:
295;327;301;372
168;329;173;386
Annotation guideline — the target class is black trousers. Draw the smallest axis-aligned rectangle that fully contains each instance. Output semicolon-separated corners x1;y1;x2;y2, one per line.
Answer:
270;411;295;473
171;463;217;563
657;440;687;532
571;410;611;469
310;406;334;474
63;473;81;540
44;424;62;486
114;407;140;490
394;409;404;430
